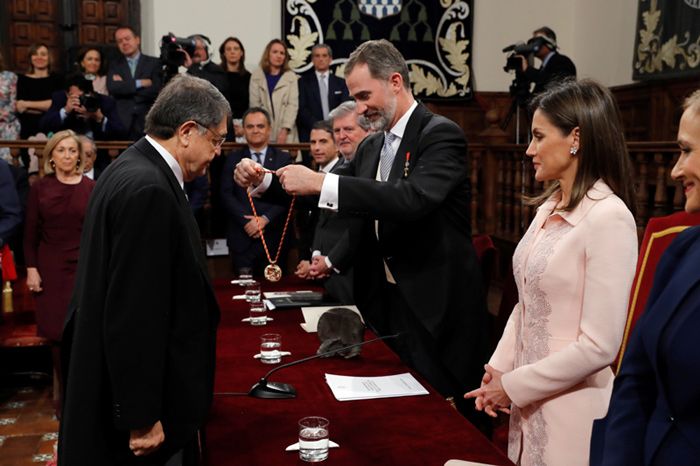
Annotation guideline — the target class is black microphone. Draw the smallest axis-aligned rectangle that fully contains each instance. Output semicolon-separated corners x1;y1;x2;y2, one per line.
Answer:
247;333;401;399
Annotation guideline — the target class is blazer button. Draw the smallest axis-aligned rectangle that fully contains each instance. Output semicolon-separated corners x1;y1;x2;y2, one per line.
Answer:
669;416;675;422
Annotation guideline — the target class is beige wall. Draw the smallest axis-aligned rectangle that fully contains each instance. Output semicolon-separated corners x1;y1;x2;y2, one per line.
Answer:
141;0;638;91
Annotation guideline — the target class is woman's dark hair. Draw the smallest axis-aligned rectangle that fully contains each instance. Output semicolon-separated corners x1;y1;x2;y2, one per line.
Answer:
527;78;637;217
76;46;105;76
219;37;247;74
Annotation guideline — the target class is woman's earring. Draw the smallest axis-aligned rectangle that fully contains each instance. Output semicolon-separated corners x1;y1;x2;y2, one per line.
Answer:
76;157;82;172
50;159;56;169
570;146;578;155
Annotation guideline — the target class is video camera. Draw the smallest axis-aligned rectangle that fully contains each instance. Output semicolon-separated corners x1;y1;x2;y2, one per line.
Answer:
69;75;101;113
159;33;196;68
502;36;552;72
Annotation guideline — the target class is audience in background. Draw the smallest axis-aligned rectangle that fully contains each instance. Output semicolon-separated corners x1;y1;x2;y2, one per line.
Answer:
219;36;251;139
306;102;371;303
75;46;108;95
295;119;340;278
24;130;94;418
107;26;161;140
249;39;299;144
16;44;64;167
41;73;125;141
0;51;20;163
590;89;700;466
297;44;349;142
186;34;228;98
0;157;22;251
220;107;292;275
78;135;101;180
466;79;638;466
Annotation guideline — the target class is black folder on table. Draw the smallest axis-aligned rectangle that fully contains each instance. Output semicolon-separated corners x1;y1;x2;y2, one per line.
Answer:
263;290;337;308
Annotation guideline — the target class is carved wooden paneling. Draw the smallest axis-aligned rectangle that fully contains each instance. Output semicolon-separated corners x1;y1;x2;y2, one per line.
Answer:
81;0;100;20
78;0;129;46
32;0;56;20
103;1;123;22
4;0;61;72
11;0;32;18
80;25;103;44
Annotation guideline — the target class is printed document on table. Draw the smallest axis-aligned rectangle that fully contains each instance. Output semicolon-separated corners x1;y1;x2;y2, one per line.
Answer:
325;372;429;401
300;305;363;333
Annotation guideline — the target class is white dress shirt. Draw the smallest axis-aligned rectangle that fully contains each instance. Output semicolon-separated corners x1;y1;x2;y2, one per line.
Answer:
145;135;184;192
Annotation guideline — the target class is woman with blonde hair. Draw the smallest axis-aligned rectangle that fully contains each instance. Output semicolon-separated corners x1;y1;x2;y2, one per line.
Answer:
249;39;299;143
24;129;94;416
466;79;639;465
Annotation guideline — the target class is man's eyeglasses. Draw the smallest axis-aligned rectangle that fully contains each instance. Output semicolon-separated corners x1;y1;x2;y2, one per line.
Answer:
194;121;226;149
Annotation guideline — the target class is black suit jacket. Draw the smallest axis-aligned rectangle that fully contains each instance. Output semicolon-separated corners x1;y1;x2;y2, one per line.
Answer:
333;103;489;389
591;226;700;466
107;54;162;139
187;62;229;98
40;90;126;140
525;51;577;94
296;70;349;142
58;138;220;465
220;147;292;259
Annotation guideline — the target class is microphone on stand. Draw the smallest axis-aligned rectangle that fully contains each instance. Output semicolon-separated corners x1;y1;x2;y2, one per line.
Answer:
246;333;401;399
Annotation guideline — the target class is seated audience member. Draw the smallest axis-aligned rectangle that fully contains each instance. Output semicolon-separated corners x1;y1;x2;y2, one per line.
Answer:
465;79;638;466
187;34;228;97
220;107;292;275
107;26;161;140
306;102;370;303
75;46;108;95
296;44;349;142
78;135;101;180
0;51;20;164
590;89;700;466
40;74;125;140
295;120;340;278
16;44;64;167
249;39;299;144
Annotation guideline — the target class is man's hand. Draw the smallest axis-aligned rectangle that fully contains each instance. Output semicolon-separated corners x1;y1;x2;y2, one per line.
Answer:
309;255;331;279
276;165;325;196
295;260;311;279
243;215;267;238
129;420;165;456
140;78;153;88
64;93;82;114
112;74;124;82
234;158;265;188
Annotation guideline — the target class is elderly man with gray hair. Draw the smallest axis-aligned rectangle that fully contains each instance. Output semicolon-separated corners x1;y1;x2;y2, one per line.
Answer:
59;74;230;466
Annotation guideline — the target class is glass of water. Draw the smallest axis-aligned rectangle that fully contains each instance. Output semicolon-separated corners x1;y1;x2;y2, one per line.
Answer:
298;416;329;462
260;333;281;364
249;301;267;326
245;281;261;303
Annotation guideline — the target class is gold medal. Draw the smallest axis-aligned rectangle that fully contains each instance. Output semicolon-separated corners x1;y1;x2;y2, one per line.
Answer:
247;187;296;282
264;264;283;282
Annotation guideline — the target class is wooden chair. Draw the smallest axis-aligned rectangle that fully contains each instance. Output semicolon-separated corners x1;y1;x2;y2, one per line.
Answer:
614;211;700;373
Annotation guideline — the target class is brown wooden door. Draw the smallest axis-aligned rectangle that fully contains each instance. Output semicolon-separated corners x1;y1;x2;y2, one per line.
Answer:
5;0;62;73
79;0;130;46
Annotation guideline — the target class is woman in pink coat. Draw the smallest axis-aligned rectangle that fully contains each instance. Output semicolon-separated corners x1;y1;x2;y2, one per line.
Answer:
466;79;639;466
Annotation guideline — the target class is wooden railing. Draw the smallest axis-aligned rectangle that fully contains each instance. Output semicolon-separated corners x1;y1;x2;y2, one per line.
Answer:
2;139;683;243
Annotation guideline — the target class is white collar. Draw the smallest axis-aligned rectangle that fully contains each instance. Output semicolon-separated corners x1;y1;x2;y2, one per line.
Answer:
386;100;418;140
315;70;330;79
145;135;184;191
319;156;339;173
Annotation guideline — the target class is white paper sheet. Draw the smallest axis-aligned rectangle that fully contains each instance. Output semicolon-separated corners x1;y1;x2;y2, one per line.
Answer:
299;305;363;333
324;372;428;401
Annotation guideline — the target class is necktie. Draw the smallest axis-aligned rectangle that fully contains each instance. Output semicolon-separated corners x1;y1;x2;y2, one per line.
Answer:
252;152;262;165
380;132;397;181
128;58;137;77
319;73;329;119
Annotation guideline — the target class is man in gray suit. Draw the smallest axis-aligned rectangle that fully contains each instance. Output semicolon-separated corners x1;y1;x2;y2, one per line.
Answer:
307;101;370;303
107;26;162;140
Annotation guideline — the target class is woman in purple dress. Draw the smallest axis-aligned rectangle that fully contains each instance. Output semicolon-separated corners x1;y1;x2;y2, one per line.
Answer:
24;130;94;414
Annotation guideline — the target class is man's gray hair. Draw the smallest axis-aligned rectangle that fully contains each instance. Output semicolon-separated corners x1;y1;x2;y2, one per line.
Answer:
344;39;409;90
312;43;333;58
145;74;231;139
329;101;371;131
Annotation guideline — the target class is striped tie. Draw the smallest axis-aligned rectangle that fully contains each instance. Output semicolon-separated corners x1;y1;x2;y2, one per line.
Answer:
379;132;397;181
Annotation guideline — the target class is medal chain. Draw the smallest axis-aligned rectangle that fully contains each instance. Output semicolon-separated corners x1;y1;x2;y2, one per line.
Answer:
246;190;296;265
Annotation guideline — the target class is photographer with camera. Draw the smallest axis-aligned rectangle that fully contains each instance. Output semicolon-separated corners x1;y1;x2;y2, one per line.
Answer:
518;26;576;95
40;73;126;141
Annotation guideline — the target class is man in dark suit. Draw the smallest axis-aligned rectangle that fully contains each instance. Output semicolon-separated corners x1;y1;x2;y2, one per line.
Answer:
58;74;230;466
41;74;126;141
296;44;349;142
237;40;490;428
186;34;228;98
521;26;576;95
108;26;162;140
220;107;292;276
307;102;370;303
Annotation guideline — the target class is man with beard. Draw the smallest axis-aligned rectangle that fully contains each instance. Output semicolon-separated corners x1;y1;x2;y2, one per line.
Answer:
234;39;490;429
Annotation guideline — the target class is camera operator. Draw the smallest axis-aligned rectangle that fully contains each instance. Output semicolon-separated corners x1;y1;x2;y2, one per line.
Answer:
518;26;576;95
186;34;229;97
40;73;126;140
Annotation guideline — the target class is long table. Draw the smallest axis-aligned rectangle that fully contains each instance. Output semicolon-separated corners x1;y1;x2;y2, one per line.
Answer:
205;277;513;465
